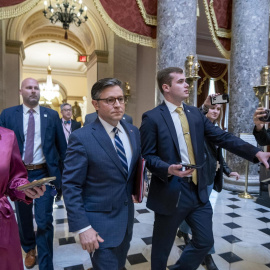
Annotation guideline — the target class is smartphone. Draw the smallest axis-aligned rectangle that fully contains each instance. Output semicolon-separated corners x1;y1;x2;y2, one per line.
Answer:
180;163;204;169
211;94;229;105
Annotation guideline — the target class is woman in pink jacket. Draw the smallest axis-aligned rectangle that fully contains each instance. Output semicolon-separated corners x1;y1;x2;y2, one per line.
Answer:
0;127;45;270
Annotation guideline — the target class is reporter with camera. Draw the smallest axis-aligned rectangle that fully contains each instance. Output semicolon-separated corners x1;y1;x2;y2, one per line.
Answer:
253;107;270;145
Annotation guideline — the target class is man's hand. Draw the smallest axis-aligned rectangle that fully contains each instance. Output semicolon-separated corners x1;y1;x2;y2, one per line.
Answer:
255;151;270;169
24;185;46;199
168;164;194;177
229;172;240;180
79;228;104;253
253;107;267;132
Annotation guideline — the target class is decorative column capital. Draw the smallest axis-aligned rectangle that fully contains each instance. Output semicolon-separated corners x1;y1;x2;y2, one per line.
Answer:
86;50;109;70
6;40;25;62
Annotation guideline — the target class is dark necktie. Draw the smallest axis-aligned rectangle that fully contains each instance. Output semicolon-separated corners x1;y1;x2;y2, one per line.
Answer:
24;109;35;165
113;127;128;176
64;120;71;124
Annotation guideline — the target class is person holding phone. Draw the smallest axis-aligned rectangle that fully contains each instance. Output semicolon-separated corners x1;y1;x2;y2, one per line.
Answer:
0;127;45;270
140;67;270;270
178;95;240;270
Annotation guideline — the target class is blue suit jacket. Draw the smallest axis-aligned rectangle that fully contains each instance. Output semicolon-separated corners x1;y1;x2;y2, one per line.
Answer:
62;118;141;248
140;102;260;215
0;105;67;188
84;112;133;126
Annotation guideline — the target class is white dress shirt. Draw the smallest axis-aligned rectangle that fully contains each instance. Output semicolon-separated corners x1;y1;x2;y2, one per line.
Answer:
164;99;190;166
22;104;46;165
76;117;132;235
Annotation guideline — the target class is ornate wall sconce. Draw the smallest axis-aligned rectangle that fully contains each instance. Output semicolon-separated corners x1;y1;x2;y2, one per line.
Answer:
253;65;270;107
125;82;131;104
185;54;200;103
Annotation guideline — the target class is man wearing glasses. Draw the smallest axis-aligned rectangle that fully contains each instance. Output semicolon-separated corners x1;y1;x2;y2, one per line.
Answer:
62;78;141;269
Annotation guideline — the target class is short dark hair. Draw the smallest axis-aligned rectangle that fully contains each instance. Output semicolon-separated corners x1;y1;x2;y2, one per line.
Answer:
157;67;183;94
60;103;71;111
91;78;123;100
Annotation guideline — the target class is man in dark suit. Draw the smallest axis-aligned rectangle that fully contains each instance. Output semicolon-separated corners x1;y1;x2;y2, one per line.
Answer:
140;67;270;270
0;78;66;270
62;78;141;270
60;103;81;144
84;112;133;126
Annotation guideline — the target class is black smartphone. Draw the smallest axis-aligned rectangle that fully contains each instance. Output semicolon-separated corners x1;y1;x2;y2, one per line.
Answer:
181;163;204;169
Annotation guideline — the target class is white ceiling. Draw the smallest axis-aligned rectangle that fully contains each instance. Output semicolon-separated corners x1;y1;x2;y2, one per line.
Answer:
23;42;87;74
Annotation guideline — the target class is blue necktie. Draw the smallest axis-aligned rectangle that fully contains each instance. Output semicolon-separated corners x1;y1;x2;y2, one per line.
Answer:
64;120;71;124
113;127;128;176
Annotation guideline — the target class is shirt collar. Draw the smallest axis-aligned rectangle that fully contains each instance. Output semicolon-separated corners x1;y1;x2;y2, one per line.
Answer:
98;117;123;134
62;118;71;124
164;99;184;113
23;104;40;115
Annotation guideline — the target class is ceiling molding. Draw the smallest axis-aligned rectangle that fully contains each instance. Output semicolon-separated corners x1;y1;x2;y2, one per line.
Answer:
23;66;86;77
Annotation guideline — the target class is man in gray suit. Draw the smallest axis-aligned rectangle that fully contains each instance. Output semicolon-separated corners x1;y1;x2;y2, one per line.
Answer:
62;78;140;270
84;112;133;126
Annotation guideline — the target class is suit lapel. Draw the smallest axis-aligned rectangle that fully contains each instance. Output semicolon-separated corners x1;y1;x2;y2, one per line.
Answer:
40;106;47;146
183;103;198;160
91;119;127;177
16;105;24;143
71;119;75;131
160;102;181;157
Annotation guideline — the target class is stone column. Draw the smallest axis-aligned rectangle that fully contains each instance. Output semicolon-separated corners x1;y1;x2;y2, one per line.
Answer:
227;1;269;177
156;0;197;105
5;40;25;108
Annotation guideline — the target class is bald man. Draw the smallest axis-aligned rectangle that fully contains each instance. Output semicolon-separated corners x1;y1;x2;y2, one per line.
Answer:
0;78;66;270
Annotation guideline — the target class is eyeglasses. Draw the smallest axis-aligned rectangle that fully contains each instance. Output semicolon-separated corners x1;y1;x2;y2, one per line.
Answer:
62;109;72;112
95;96;127;105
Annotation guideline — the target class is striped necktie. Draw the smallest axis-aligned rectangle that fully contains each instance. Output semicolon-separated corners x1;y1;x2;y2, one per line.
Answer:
175;107;197;185
113;127;128;176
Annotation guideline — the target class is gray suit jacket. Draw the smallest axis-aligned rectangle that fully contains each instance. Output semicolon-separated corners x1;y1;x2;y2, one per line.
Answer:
84;112;133;126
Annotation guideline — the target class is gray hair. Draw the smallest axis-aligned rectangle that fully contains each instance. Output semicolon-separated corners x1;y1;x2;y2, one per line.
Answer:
60;103;72;111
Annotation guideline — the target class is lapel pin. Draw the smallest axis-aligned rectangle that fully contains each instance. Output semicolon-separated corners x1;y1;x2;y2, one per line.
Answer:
130;130;133;132
187;110;190;112
44;114;47;117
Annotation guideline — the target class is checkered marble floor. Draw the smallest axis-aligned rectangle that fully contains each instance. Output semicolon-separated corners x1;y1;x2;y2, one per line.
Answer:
12;189;270;270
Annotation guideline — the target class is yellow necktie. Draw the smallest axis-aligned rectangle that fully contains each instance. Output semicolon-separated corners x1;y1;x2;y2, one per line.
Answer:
175;107;197;185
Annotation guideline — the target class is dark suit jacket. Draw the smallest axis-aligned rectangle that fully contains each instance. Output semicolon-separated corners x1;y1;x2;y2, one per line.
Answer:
204;139;231;192
0;105;67;188
253;126;270;146
62;118;140;248
84;112;133;126
140;102;260;215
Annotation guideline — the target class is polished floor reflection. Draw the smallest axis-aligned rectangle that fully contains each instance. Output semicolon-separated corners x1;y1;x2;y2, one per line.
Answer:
15;189;270;270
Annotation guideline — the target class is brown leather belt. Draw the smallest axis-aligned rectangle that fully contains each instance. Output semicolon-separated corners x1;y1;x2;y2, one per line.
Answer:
24;163;47;171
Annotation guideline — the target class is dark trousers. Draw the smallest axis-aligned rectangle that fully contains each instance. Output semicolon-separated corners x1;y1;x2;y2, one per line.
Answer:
151;181;214;270
90;228;132;270
15;168;54;270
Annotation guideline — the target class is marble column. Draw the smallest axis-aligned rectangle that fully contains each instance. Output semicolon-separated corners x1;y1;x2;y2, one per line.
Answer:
156;0;197;105
227;0;269;178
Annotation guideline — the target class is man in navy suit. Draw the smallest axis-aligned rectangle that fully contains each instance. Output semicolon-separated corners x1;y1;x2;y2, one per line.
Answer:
84;112;133;126
62;78;141;270
0;78;66;270
140;67;270;270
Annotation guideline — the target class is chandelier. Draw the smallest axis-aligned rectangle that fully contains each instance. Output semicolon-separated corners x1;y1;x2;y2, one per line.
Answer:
39;54;60;103
43;0;88;39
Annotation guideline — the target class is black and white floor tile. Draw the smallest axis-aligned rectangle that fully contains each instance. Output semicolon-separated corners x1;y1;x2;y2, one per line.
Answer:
12;189;270;270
